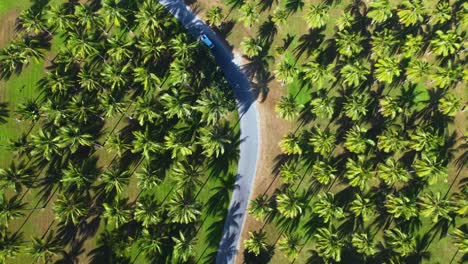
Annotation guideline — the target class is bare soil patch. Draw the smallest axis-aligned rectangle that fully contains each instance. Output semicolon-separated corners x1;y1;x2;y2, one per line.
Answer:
0;10;18;48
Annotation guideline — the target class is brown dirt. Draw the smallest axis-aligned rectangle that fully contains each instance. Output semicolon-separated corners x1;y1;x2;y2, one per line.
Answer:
0;10;18;48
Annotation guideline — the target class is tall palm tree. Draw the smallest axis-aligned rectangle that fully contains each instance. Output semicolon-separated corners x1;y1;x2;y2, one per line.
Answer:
164;131;193;159
133;67;161;91
132;128;162;161
138;228;164;258
101;166;131;195
340;61;370;87
377;127;408;153
199;125;232;158
451;227;468;253
60;162;97;191
102;197;132;229
385;194;418;220
170;34;198;62
384;228;416;257
438;92;462;116
351;232;380;257
105;134;129;158
276;189;305;219
66;32;99;61
272;7;289;26
430;1;452;25
206;6;224;27
311;161;337;185
45;4;74;33
397;0;425;27
133;96;160;126
377;158;411;186
367;0;393;24
17;9;49;35
305;3;329;29
379;96;403;120
136;36;167;65
136;162;163;191
278;233;303;260
418;192;452;223
374;57;401;84
279;162;300;185
314;226;344;262
405;59;430;83
134;196;161;228
28;232;62;264
248;194;273;221
309;126;336;156
239;2;260;28
106;36;133;64
57;125;94;154
310;95;335;119
194;88;235;126
350;194;376;221
166;191;201;224
161;89;192;120
101;63;130;91
336;11;355;30
99;92;127;118
240;37;263;58
313;192;346;223
30;129;60;161
244;230;268;256
413;154;448;185
344;126;375;154
431;61;463;88
172;231;197;262
275;94;303;121
345;155;375;191
409;128;443;152
53;194;89;225
67;94;98;124
135;0;167;36
274;57;298;86
430;30;462;57
371;29;398;59
0;193;25;227
335;30;365;57
343;93;370;121
280;133;303;155
0;231;23;263
99;0;128;29
0;162;33;193
302;61;336;89
402;35;424;58
74;3;103;32
171;161;203;192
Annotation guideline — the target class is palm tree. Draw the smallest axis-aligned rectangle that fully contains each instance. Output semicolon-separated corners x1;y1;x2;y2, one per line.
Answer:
313;192;346;223
409;128;443;152
133;67;161;91
274;57;298;85
344;93;370;121
314;226;344;262
344;126;375;154
67;94;98;124
0;44;27;79
106;36;133;63
248;194;273;221
311;161;336;185
41;70;74;95
206;6;224;27
136;36;167;65
164;131;193;159
309;127;335;156
278;233;303;260
99;92;127;118
430;30;462;57
336;11;355;30
57;125;94;153
406;59;430;83
275;94;303;121
134;196;161;228
276;189;305;219
384;228;416;257
28;232;62;264
170;34;198;62
167;191;201;224
60;162;97;191
350;194;376;221
374;57;401;84
402;35;424;58
194;88;235;126
17;9;48;35
451;227;468;253
351;232;379;257
40;99;67;126
310;95;335;119
133;96;160;126
430;1;452;25
244;230;268;256
171;162;203;192
45;4;73;33
105;134;129;158
239;2;260;28
335;30;365;57
377;158;411;186
136;162;163;191
371;29;398;59
30;129;60;161
438;92;462;116
279;162;300;184
161;89;192;120
397;0;425;27
280;133;303;155
385;194;418;220
0;231;23;263
135;0;167;36
302;61;336;89
78;67;101;91
0;162;33;193
418;192;452;223
272;7;289;26
101;63;130;91
413;154;448;185
340;61;370;87
367;0;393;24
138;228;164;257
240;37;262;58
53;194;89;225
74;4;103;32
379;96;403;120
0;193;25;227
198;125;232;158
305;3;329;29
99;0;127;29
101;166;131;195
345;155;375;191
66;32;99;61
132;128;162;161
172;231;196;262
431;61;463;88
102;197;131;228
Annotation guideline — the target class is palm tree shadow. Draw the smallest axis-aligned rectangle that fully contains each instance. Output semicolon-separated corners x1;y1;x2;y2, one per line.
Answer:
259;0;278;12
243;244;274;264
257;17;277;46
0;103;10;124
285;0;305;14
294;28;325;60
215;19;236;40
206;173;237;216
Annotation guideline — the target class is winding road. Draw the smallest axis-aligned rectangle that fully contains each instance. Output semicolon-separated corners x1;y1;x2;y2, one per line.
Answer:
157;0;260;263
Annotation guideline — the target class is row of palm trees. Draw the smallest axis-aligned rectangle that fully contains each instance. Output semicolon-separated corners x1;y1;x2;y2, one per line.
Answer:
0;0;239;263
221;0;467;262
